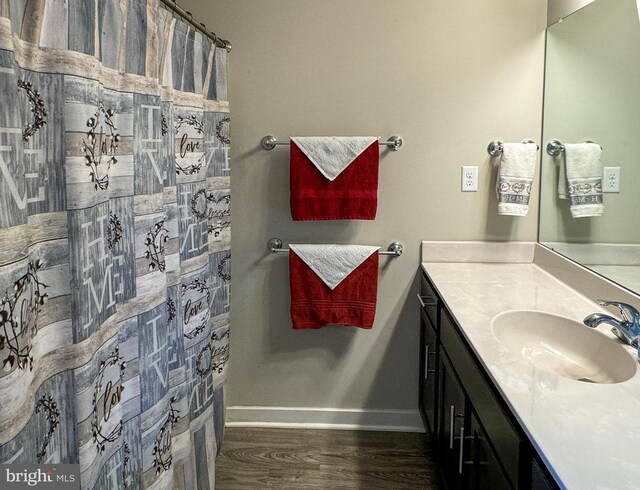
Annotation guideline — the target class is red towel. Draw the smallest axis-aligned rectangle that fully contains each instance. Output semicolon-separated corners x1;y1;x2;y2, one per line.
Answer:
289;250;379;329
290;141;379;220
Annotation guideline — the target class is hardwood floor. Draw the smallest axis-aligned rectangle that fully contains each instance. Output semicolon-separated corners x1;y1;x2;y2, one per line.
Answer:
215;427;442;489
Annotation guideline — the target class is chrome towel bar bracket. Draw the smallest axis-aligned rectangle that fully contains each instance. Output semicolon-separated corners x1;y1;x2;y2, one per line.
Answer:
487;139;540;157
545;139;602;156
267;237;404;257
261;135;404;151
546;139;565;156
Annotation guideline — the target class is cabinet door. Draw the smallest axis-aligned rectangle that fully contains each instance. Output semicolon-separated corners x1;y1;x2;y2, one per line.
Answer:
440;309;523;486
466;411;511;490
531;458;555;490
438;350;466;490
419;310;438;435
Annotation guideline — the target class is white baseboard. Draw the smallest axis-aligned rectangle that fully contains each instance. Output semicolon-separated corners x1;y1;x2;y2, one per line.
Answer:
225;406;425;433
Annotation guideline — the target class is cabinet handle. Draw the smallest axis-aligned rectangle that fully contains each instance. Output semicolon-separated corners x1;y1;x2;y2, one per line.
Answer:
449;405;455;449
450;405;464;449
424;346;436;380
417;293;437;308
424;346;429;379
458;426;465;475
424;346;437;379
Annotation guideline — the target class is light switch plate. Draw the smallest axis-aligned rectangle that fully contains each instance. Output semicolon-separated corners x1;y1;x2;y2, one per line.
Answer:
461;166;478;192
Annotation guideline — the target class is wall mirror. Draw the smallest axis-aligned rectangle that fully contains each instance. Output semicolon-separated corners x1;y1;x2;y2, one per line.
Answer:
539;0;640;293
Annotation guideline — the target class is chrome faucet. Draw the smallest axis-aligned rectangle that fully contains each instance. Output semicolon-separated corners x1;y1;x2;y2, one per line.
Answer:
583;300;640;348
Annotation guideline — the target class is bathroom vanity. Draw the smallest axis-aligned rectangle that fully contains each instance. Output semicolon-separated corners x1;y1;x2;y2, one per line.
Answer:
418;242;640;490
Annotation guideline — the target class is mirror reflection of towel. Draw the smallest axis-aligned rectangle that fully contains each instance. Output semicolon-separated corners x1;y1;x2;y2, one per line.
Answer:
290;137;379;220
559;143;604;218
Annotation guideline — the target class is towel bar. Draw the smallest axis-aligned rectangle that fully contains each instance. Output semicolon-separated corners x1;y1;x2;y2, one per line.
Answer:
261;135;404;151
546;139;602;156
487;139;540;157
267;237;403;257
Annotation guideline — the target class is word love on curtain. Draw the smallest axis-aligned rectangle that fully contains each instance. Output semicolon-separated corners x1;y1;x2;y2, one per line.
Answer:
0;0;231;488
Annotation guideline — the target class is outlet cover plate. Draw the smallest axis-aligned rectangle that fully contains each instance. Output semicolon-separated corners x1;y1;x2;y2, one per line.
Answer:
603;166;620;193
461;166;478;192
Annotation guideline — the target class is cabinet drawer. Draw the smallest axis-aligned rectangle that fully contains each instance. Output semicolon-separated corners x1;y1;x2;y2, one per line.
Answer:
440;309;523;488
420;274;439;327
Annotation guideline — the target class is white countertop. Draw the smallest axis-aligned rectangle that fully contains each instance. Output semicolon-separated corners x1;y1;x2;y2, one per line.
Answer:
421;259;640;490
590;265;640;295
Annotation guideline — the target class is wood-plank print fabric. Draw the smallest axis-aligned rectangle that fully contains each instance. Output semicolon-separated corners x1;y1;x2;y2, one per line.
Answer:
0;0;231;488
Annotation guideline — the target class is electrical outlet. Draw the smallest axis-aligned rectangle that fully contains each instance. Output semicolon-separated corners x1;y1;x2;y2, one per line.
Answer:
603;167;621;193
461;166;478;192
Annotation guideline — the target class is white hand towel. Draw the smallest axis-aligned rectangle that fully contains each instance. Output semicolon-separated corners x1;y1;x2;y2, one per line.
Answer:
290;137;378;180
496;143;538;216
289;244;380;290
558;143;604;218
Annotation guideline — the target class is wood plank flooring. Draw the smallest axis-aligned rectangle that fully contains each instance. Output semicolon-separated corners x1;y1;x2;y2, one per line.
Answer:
215;427;442;489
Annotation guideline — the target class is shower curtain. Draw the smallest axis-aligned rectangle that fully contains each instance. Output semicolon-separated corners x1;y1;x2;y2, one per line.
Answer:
0;0;230;488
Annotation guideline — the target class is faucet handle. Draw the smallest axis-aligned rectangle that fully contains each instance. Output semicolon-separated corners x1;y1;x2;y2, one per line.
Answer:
597;300;640;325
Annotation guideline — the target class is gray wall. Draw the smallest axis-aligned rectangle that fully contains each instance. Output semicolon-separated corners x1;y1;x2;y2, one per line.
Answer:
182;0;546;418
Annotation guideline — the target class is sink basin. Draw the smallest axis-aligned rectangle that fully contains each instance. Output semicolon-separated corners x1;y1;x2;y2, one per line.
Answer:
491;310;637;384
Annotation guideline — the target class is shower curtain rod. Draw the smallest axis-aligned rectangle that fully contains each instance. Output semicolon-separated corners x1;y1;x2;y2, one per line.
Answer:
160;0;232;51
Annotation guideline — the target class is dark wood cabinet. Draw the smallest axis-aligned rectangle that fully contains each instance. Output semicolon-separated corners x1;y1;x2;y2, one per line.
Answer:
438;351;467;490
467;410;511;490
437;351;511;490
418;275;440;436
419;270;559;490
531;459;555;490
419;307;438;434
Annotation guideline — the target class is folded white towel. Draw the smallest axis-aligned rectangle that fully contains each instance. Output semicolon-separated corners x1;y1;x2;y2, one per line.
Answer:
496;142;538;216
289;244;380;290
558;143;604;218
290;137;378;180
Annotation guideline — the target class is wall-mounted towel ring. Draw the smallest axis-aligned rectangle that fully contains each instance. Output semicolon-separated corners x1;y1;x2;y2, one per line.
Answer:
546;139;603;156
261;135;404;151
267;237;403;257
487;139;540;157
